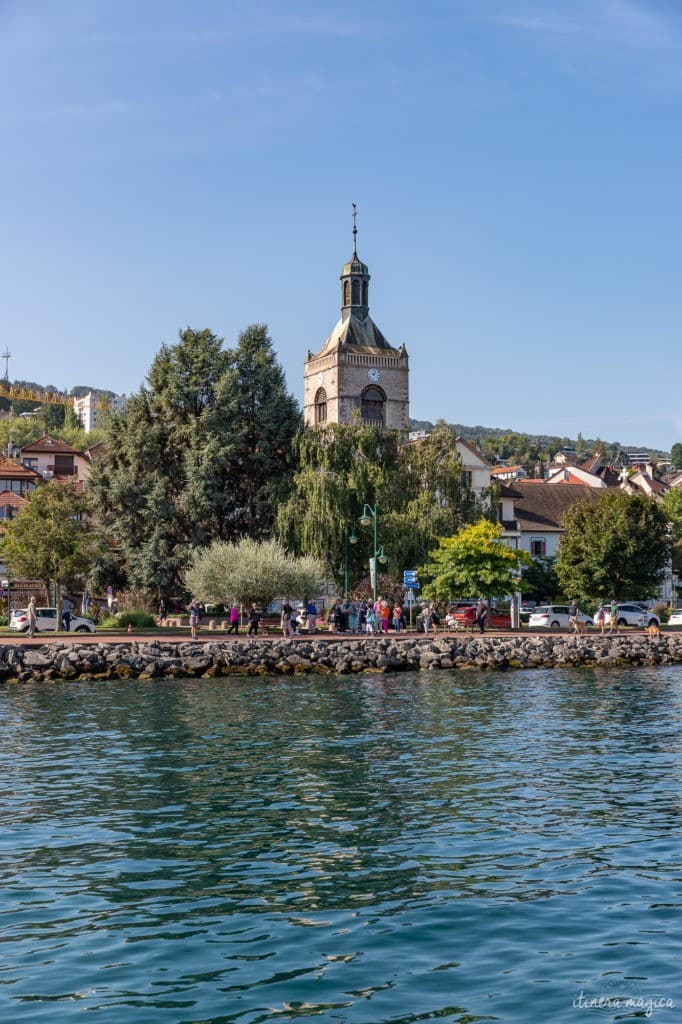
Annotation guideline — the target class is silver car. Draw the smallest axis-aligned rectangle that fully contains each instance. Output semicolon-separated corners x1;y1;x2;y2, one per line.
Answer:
602;604;660;629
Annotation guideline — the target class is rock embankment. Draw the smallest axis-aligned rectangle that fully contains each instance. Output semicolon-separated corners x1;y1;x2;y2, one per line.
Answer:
1;634;682;681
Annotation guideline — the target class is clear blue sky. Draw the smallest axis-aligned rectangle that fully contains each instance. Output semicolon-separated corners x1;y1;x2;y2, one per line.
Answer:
2;0;681;450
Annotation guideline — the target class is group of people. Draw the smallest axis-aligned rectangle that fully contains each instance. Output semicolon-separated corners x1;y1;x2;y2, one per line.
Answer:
280;600;319;636
327;598;442;635
329;598;404;635
569;599;620;634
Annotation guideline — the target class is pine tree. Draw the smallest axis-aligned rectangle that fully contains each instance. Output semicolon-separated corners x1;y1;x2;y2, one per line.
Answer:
88;326;300;597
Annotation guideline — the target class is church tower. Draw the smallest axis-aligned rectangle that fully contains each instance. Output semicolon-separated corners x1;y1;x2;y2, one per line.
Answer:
304;207;409;430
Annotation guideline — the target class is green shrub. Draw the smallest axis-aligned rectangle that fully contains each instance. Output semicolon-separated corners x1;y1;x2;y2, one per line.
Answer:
98;615;120;629
117;610;157;629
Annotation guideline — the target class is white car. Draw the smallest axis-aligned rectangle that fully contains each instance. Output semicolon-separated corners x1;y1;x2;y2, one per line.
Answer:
528;605;593;629
9;607;96;633
667;608;682;626
602;603;660;629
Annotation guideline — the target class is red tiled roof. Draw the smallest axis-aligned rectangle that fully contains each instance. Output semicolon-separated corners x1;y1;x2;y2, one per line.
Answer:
21;435;84;455
0;489;28;509
0;458;41;479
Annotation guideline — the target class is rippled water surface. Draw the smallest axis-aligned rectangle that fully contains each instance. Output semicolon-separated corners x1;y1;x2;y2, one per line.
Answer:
1;669;681;1023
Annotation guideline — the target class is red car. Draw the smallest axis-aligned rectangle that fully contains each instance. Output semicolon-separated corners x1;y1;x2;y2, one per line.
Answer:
451;605;511;630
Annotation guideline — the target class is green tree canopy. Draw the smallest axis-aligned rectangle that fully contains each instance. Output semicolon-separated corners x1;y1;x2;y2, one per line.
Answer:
521;555;560;603
670;443;682;471
88;325;300;597
420;520;531;603
1;481;100;605
556;490;669;606
185;538;325;610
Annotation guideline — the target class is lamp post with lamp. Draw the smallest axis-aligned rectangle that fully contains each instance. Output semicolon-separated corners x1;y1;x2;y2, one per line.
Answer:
343;527;358;598
359;504;388;605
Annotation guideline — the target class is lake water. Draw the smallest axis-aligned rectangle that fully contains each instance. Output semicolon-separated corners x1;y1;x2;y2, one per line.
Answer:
0;669;680;1024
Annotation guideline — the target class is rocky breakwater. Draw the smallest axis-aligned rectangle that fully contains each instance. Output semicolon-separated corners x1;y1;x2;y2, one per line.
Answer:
1;633;682;682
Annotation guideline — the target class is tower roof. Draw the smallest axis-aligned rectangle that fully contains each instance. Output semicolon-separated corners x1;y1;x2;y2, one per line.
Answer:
341;254;369;277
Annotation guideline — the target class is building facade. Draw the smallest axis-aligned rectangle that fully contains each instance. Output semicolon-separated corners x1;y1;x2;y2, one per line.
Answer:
303;223;409;430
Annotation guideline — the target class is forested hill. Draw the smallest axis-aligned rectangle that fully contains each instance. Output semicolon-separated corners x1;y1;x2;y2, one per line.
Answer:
408;419;669;463
10;380;116;400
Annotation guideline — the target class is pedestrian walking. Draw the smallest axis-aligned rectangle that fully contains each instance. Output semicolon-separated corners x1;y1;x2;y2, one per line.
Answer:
227;603;240;634
475;598;487;633
392;602;403;633
158;598;167;625
608;599;618;634
281;602;293;637
61;596;72;632
366;607;376;634
568;600;578;632
380;599;390;634
247;603;261;636
188;599;201;640
306;600;318;634
595;604;606;633
26;596;37;639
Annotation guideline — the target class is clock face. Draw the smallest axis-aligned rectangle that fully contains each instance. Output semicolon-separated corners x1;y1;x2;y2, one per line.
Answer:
367;368;381;383
316;371;324;384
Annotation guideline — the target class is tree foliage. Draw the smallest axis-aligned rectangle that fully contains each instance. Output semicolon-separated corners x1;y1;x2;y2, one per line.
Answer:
556;490;669;606
88;325;300;597
521;555;560;603
277;420;484;590
670;443;682;471
1;481;100;599
185;538;325;609
420;520;531;603
663;488;682;544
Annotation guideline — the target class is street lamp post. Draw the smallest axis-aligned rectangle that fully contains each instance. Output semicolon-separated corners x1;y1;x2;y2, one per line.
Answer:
343;528;358;598
359;504;388;605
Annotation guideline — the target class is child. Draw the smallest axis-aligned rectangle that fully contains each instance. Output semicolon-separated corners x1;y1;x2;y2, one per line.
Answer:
366;608;376;635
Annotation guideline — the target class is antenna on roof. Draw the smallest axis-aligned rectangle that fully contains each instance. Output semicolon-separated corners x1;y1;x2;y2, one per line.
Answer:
2;349;10;382
352;202;358;256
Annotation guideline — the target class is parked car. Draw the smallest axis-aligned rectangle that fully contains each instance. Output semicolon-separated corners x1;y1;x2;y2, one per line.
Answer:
602;604;660;629
9;607;96;633
528;605;593;629
667;608;682;627
451;605;511;629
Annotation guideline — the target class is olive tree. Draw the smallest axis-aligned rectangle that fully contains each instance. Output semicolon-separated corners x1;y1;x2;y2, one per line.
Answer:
185;538;326;610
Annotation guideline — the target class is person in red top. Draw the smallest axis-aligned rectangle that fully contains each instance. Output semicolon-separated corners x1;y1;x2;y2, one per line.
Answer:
380;599;390;634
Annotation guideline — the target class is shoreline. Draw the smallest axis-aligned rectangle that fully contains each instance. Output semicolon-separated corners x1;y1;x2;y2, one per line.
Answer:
0;633;680;681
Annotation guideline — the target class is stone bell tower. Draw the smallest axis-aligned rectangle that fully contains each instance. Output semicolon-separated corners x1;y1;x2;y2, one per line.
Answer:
304;206;409;430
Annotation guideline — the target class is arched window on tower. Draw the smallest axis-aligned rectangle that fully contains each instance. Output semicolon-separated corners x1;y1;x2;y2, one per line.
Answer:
361;385;385;426
343;280;350;306
351;279;360;305
361;280;368;306
314;387;327;425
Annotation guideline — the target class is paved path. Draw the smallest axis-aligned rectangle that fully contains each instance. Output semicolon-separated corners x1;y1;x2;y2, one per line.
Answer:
0;628;652;647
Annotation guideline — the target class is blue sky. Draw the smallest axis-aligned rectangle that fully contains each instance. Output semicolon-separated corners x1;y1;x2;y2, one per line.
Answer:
1;0;681;450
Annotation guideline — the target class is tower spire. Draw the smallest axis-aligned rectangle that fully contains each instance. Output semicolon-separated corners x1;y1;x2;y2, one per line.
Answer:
352;202;358;256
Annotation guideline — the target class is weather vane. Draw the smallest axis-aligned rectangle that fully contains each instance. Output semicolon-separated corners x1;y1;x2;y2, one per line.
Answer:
352;202;358;255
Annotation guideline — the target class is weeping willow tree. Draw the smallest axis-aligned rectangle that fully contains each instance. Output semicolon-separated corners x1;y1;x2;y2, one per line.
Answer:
277;420;485;591
277;421;402;586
